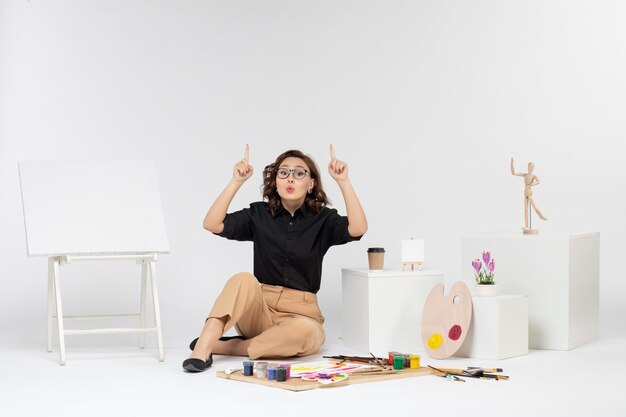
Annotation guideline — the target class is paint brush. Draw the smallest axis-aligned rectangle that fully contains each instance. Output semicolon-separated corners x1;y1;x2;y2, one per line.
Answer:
349;369;399;376
323;354;388;368
434;367;481;375
436;367;509;380
482;374;509;381
323;354;385;364
428;365;465;382
468;366;503;373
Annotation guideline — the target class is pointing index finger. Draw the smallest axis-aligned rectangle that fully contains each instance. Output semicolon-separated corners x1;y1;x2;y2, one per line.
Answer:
244;144;250;162
330;144;336;161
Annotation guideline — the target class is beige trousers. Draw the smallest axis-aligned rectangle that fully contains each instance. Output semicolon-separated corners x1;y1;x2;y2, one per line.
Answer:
208;272;326;359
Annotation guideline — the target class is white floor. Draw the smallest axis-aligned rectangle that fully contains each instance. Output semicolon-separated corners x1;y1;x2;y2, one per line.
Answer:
1;337;625;417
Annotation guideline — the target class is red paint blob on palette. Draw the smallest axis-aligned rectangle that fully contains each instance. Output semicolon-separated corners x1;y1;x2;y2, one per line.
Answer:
448;324;462;341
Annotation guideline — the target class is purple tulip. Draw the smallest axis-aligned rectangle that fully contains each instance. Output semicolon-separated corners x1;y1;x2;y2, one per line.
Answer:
482;251;491;264
472;259;482;273
488;259;495;272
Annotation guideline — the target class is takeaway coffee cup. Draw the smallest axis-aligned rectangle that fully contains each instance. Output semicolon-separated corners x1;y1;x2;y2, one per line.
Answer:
367;247;385;271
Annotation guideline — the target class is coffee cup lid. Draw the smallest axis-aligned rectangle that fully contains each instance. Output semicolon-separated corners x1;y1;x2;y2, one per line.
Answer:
367;247;385;253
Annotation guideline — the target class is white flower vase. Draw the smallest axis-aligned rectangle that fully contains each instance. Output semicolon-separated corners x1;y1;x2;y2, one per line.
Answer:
475;284;496;297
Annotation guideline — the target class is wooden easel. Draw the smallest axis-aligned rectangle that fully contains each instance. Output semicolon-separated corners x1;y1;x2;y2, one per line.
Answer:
401;238;424;271
47;254;164;365
402;261;424;271
20;160;170;365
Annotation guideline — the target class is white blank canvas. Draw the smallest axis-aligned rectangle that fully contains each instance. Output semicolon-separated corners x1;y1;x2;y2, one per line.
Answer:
401;239;425;263
19;159;170;256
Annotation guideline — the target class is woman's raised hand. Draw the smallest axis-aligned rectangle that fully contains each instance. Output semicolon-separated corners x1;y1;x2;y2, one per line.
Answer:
233;144;254;183
328;144;348;182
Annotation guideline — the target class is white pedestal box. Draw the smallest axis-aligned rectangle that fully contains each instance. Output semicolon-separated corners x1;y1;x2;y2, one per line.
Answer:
341;268;443;355
457;295;528;360
461;233;599;350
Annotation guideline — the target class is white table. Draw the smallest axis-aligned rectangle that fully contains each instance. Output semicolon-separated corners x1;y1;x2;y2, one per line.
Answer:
462;232;599;350
457;295;528;360
341;268;443;355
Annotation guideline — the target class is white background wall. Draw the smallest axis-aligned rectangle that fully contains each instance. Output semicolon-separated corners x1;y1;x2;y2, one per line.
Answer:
1;0;624;349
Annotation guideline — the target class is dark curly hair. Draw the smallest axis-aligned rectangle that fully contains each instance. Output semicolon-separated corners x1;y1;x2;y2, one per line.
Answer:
262;150;330;217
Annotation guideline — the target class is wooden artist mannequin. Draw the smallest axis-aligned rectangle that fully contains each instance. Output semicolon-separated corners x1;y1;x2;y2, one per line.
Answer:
510;158;548;233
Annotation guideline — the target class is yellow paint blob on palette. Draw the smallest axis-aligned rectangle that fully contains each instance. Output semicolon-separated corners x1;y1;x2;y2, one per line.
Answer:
427;333;443;349
420;282;473;359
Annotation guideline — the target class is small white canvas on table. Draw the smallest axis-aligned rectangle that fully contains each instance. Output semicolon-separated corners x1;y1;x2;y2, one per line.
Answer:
19;159;170;365
401;238;424;271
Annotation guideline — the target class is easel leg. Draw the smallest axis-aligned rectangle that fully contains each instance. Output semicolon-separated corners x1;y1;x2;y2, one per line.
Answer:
51;258;66;365
148;261;164;362
139;262;147;349
47;258;54;352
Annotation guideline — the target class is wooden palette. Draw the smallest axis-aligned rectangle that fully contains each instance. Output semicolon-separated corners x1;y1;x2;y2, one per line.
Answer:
421;281;472;359
216;367;433;391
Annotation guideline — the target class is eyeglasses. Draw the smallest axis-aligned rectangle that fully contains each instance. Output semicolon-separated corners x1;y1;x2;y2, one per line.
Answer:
276;168;310;180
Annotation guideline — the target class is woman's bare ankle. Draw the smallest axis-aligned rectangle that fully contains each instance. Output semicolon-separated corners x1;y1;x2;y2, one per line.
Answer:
189;347;211;361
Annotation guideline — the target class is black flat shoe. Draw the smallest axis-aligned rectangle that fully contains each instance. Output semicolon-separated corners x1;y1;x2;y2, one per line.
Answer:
189;335;246;351
182;354;213;373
